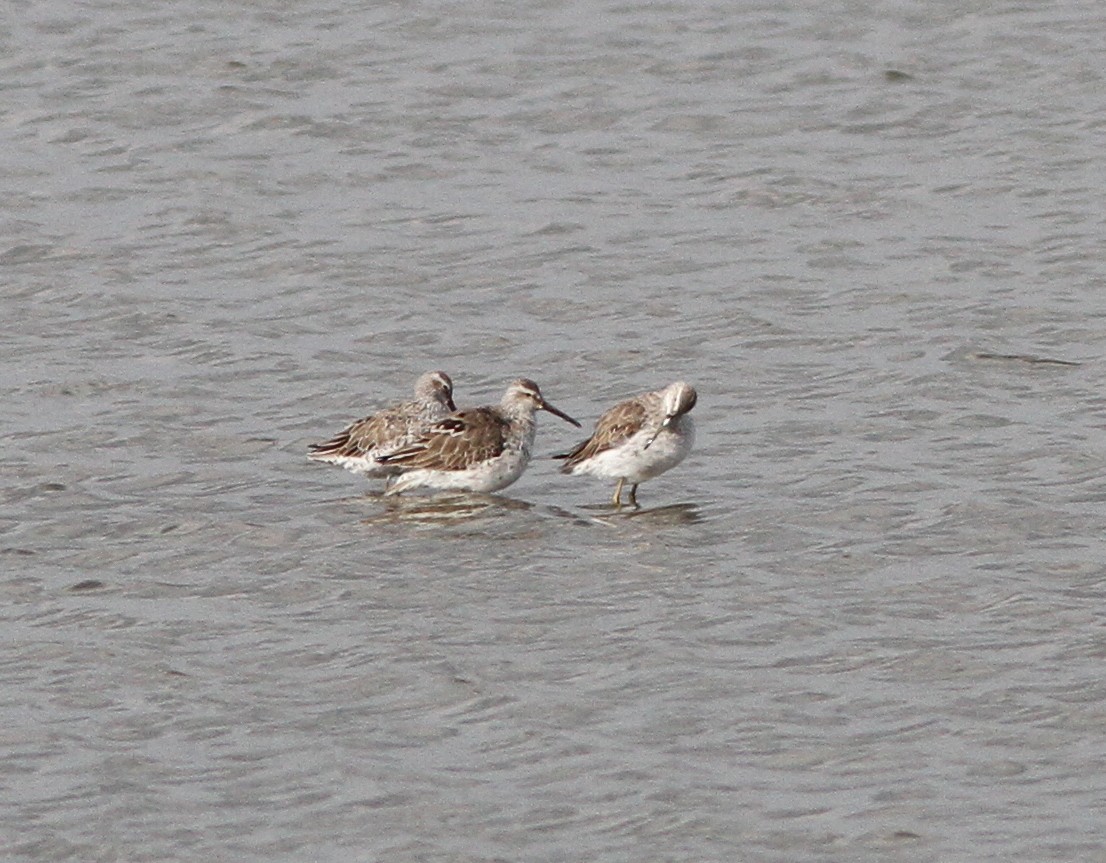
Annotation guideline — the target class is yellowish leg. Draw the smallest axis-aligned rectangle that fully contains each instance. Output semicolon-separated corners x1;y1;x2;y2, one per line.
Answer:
612;478;625;507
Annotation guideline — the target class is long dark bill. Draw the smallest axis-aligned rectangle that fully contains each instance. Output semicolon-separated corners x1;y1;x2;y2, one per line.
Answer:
541;400;581;427
642;416;672;450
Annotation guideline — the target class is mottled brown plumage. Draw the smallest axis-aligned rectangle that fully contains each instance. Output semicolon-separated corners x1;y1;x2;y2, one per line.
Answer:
309;410;410;461
557;382;697;507
378;378;580;495
307;370;456;482
557;397;650;468
378;409;512;472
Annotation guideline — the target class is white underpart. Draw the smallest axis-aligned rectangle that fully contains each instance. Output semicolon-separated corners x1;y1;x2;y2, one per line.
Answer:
385;418;537;495
321;401;450;478
570;415;695;485
328;453;397;478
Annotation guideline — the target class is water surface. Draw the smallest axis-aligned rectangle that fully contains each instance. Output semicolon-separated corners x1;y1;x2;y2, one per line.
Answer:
3;1;1106;860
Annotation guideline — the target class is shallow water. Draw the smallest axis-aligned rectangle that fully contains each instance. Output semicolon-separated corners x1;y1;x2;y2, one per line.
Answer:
4;0;1106;860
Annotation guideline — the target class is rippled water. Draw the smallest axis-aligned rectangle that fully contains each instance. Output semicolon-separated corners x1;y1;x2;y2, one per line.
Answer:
4;0;1106;860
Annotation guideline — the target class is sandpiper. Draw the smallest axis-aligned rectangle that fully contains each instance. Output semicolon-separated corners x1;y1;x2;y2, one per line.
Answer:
307;370;457;486
556;381;697;507
378;378;580;495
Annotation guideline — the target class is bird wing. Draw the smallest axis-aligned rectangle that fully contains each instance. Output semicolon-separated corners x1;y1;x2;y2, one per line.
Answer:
378;408;510;471
308;406;411;458
556;397;648;468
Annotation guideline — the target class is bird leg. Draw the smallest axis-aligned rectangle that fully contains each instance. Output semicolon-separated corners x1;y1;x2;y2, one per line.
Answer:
612;478;625;507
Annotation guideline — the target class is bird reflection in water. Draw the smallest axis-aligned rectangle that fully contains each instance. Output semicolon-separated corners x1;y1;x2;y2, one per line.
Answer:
363;491;533;526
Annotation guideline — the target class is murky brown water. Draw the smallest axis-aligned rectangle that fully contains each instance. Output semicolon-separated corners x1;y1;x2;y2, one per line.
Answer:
4;1;1106;860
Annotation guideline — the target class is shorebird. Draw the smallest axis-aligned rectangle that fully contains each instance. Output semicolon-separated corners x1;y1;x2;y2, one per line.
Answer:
556;381;697;507
307;370;456;486
378;378;580;495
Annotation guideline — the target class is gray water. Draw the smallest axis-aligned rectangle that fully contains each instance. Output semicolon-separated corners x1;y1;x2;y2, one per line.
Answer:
3;0;1106;860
